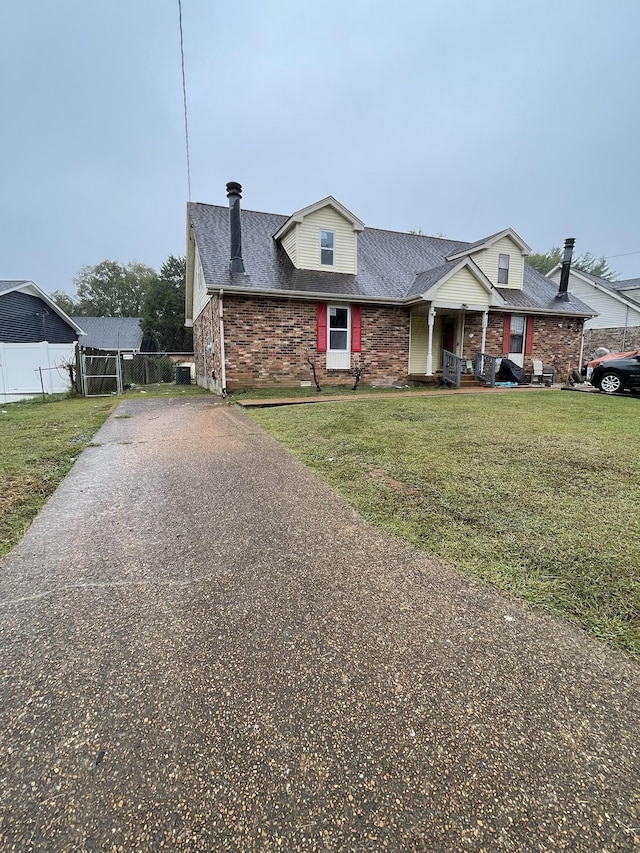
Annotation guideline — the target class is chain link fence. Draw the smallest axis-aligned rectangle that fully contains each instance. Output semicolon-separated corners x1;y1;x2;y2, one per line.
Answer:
79;349;192;396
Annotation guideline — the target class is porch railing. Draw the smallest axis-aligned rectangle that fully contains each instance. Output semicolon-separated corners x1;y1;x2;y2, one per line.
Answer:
474;352;498;387
442;350;463;389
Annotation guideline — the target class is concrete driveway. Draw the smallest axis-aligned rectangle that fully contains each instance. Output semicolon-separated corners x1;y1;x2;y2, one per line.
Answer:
1;397;638;851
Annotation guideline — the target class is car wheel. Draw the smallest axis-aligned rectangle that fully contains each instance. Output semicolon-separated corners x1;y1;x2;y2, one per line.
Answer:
598;371;624;394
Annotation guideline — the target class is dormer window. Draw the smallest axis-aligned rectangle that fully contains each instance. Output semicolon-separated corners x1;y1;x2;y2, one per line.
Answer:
498;253;510;284
320;230;335;266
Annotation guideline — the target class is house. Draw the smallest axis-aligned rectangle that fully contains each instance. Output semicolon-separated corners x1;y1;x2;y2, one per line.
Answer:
546;266;640;360
71;316;148;352
186;183;596;393
0;280;85;403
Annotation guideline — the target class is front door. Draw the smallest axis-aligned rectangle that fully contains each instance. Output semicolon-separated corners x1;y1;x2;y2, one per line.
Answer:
442;319;456;366
508;316;525;368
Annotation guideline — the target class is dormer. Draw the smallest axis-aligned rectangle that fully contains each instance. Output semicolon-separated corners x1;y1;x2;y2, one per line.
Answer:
273;196;365;274
446;228;530;290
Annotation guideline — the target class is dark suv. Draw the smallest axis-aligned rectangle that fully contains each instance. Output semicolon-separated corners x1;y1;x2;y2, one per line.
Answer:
591;354;640;394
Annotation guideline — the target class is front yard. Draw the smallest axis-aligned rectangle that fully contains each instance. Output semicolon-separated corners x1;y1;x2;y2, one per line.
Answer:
248;391;640;656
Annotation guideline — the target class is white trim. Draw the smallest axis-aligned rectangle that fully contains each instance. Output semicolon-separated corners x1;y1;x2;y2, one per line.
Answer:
273;196;365;241
320;229;335;267
218;290;227;393
326;303;351;370
201;284;594;318
0;280;86;335
481;310;488;353
415;258;506;307
547;265;640;311
446;228;531;261
426;307;435;375
498;253;510;284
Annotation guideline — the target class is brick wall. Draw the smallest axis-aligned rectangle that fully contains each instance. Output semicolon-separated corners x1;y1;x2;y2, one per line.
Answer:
462;312;584;382
200;295;411;391
195;296;586;391
583;327;640;357
193;296;222;392
528;315;584;381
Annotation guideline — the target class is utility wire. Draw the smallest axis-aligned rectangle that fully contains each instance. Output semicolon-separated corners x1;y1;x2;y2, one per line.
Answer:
178;0;192;201
604;250;640;260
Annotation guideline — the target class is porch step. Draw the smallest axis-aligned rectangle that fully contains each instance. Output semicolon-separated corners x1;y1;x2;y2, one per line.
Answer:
408;373;481;387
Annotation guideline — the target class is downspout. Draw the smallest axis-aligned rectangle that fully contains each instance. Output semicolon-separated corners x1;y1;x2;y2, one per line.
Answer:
209;297;215;387
622;304;629;350
481;310;488;353
218;289;227;396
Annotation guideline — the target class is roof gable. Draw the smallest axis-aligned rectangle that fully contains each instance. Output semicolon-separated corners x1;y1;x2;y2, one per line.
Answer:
0;280;85;334
445;228;531;262
407;258;506;307
273;196;365;242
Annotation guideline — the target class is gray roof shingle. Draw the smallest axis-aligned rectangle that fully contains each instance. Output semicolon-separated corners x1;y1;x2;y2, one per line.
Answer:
189;203;595;316
72;316;144;350
0;280;30;294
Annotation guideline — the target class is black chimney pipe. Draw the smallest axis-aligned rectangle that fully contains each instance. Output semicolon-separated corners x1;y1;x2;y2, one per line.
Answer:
226;181;245;274
556;237;575;301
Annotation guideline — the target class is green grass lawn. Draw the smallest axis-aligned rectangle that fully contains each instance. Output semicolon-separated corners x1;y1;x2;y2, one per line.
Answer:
0;384;208;558
247;391;640;656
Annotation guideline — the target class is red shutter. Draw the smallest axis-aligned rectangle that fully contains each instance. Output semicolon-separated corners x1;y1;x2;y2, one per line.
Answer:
351;305;362;353
316;303;327;352
524;317;535;355
502;314;511;355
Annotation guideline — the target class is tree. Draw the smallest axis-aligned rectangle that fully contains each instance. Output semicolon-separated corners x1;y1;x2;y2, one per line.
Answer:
73;260;157;316
49;290;77;316
140;255;192;352
526;247;617;280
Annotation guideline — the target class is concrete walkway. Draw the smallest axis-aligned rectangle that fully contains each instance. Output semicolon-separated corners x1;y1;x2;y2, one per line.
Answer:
0;397;638;851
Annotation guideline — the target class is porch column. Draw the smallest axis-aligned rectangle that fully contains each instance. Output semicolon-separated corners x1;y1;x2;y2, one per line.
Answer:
481;310;488;353
426;306;436;375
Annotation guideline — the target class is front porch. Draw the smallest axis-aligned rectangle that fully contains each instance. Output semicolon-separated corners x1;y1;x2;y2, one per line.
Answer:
409;350;504;389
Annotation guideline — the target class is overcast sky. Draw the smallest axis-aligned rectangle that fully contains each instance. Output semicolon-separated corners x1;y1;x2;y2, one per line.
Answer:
2;0;639;295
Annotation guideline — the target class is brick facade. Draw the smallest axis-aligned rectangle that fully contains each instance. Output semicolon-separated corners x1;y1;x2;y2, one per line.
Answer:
525;315;584;381
583;327;640;358
194;295;410;391
193;295;222;392
194;296;585;391
461;312;583;382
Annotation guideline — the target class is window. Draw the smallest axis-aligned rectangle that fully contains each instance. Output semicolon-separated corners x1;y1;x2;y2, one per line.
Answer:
498;253;510;284
509;315;525;353
320;230;335;266
328;305;349;351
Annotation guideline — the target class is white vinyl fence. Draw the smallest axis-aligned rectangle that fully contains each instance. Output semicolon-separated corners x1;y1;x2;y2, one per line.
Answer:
0;342;76;403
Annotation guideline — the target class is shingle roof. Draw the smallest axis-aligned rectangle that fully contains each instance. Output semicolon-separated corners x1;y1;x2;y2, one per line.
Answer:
609;277;640;293
0;280;30;294
189;202;595;316
72;316;143;350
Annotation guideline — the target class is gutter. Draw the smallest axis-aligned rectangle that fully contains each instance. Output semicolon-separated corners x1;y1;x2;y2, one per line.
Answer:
206;284;403;307
206;284;597;319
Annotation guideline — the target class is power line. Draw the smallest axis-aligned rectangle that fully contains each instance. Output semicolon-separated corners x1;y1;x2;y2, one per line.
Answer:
604;250;640;260
178;0;192;202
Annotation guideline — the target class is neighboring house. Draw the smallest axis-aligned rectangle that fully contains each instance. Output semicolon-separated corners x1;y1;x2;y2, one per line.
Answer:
546;267;640;358
71;316;148;352
0;280;85;403
186;183;596;393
